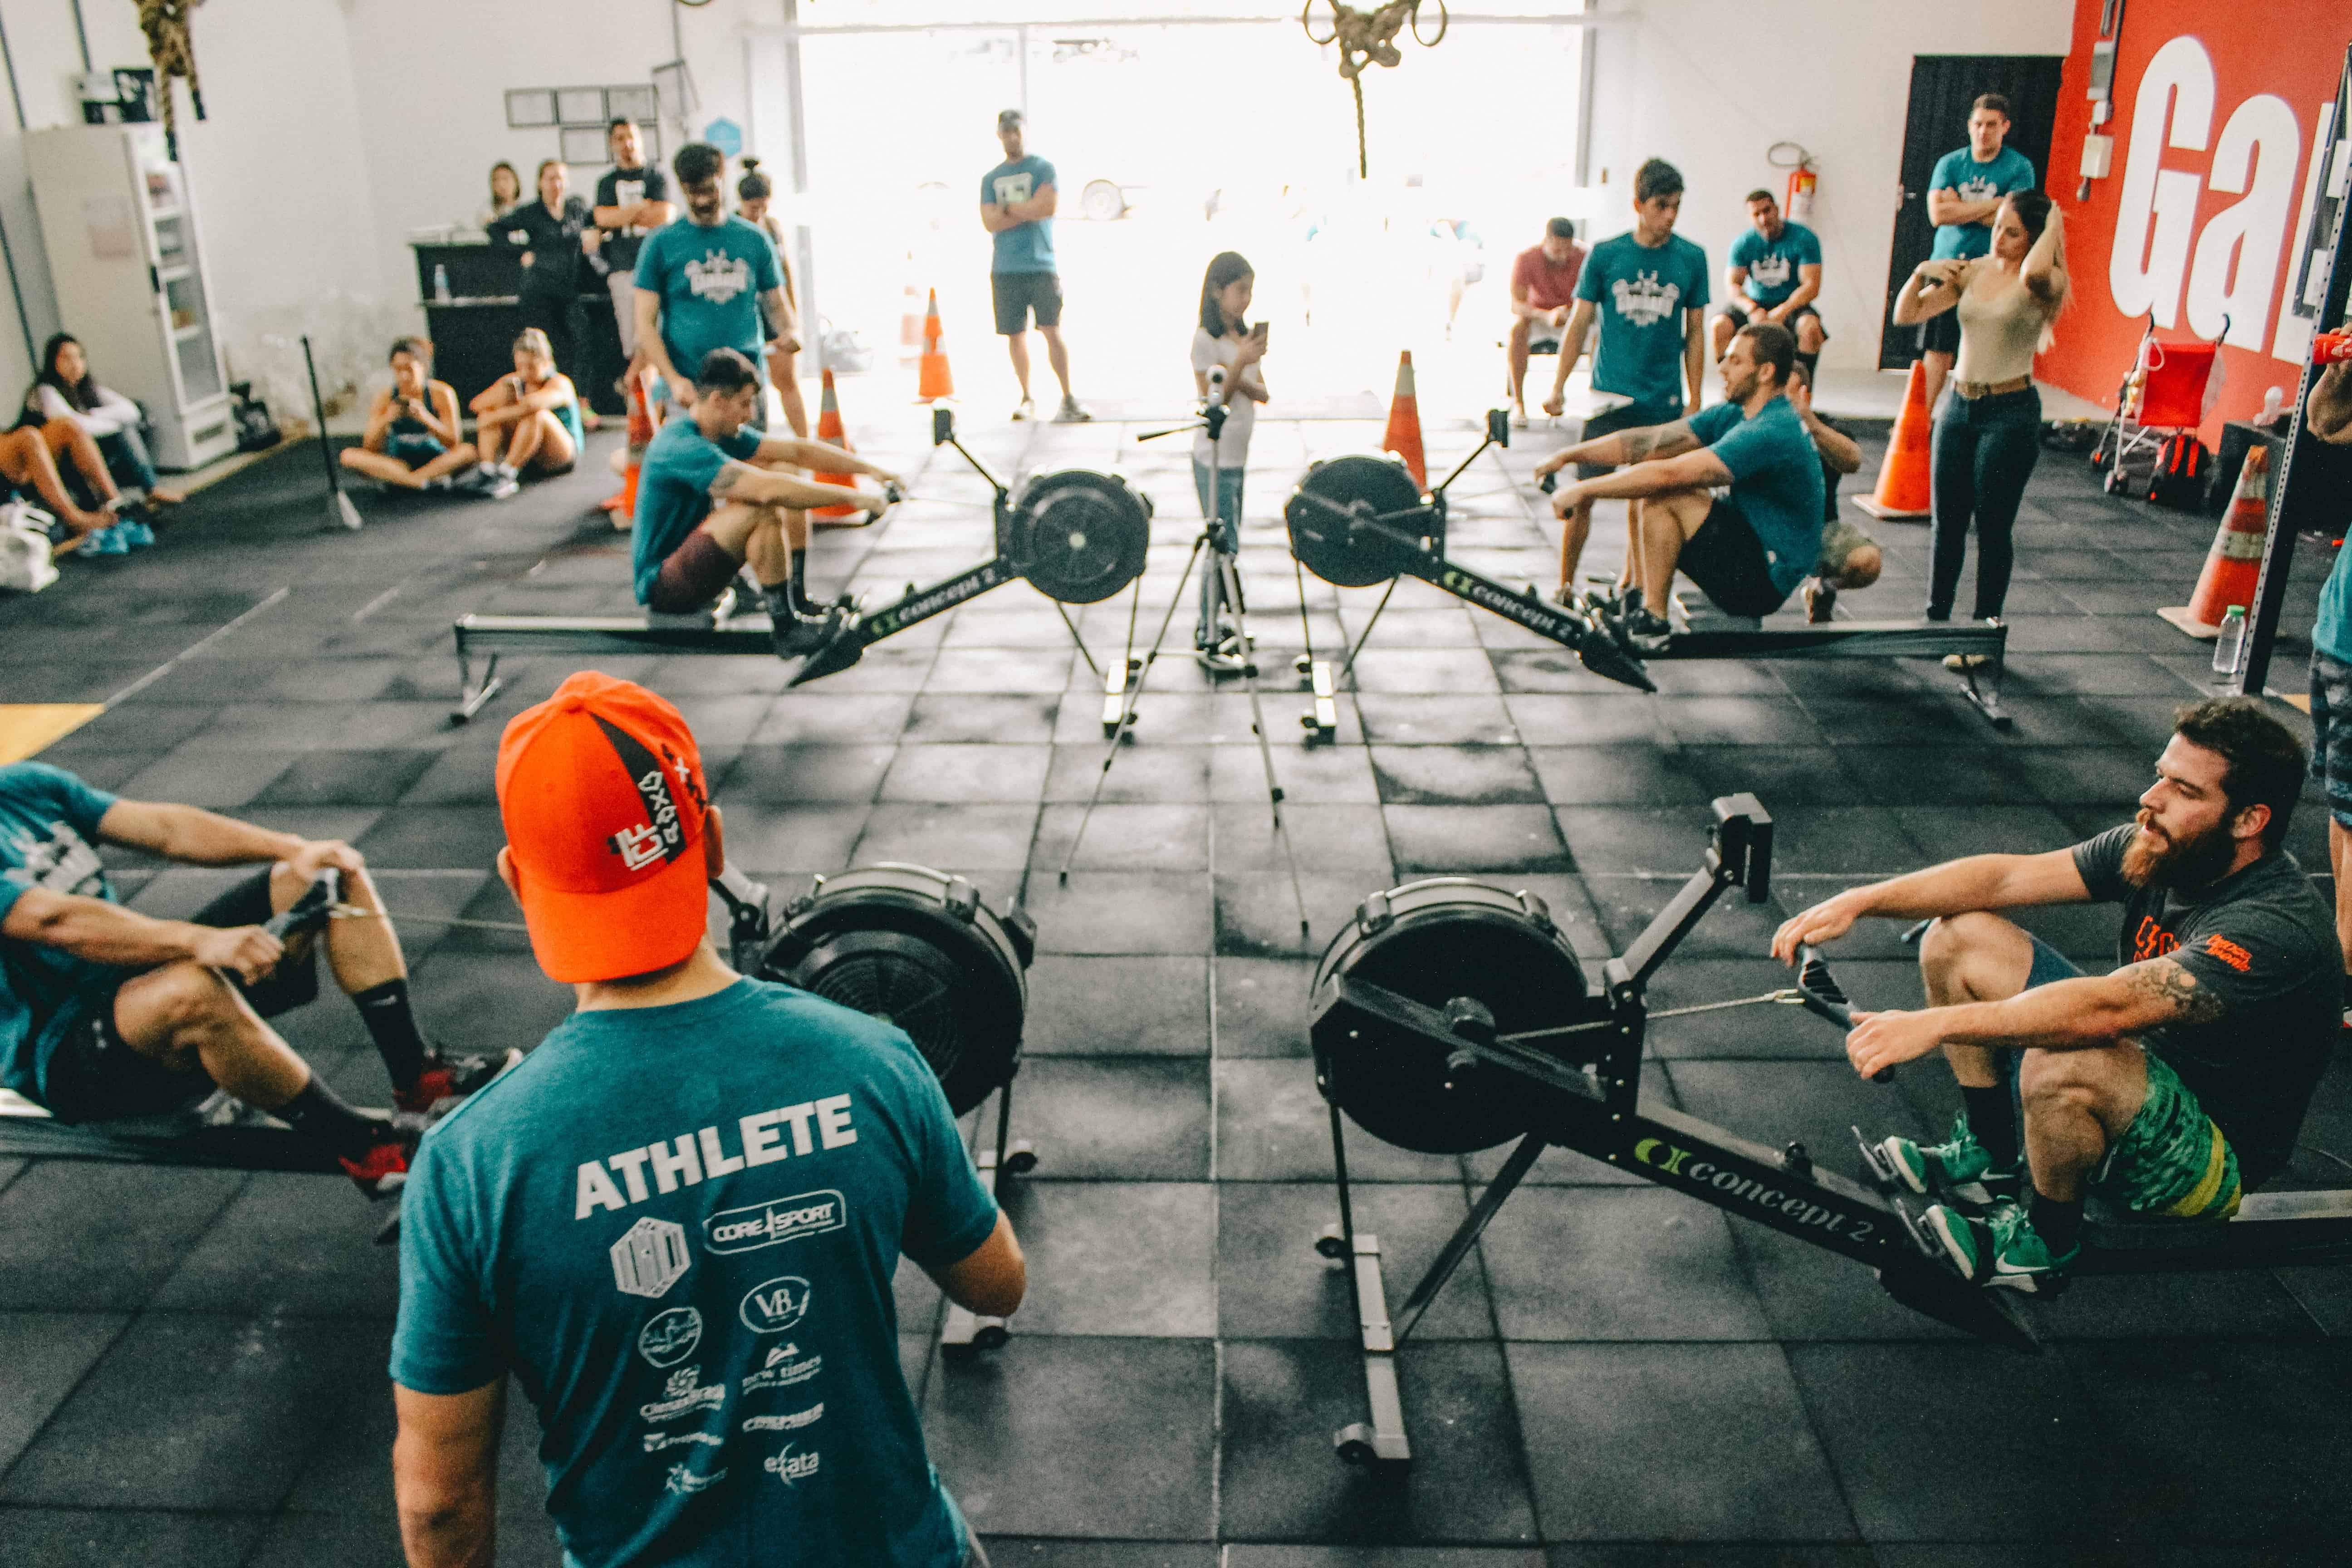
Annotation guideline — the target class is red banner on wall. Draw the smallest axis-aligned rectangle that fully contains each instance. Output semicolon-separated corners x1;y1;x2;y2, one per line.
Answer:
2043;0;2351;436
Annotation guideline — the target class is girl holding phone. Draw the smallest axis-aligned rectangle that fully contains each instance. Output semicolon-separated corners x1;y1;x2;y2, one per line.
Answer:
1190;250;1269;671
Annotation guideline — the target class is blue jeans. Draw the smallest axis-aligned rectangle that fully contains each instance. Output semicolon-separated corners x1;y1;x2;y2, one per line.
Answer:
1927;385;2040;621
98;425;159;495
1192;455;1246;648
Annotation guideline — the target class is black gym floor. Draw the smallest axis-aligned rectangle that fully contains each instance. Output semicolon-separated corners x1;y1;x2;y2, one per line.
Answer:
2;409;2348;1565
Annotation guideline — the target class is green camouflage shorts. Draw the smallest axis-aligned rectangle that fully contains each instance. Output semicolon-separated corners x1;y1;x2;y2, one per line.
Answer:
2097;1049;2242;1220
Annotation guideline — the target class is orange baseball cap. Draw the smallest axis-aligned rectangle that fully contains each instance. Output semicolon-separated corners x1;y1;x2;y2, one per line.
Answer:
495;671;712;983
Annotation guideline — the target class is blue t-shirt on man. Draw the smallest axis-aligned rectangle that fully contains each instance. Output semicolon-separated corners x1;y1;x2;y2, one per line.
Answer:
2314;544;2352;665
1728;221;1822;307
981;156;1057;274
392;978;999;1568
1688;395;1828;598
1928;146;2036;260
634;216;785;383
1576;231;1710;406
0;762;121;1102
631;420;765;605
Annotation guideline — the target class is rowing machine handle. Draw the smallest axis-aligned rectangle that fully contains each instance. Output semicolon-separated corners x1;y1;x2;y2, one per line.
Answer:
1797;943;1892;1083
264;868;341;941
1539;471;1557;495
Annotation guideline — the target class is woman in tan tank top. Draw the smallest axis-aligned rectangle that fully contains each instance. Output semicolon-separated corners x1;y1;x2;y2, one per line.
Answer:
1892;191;2068;660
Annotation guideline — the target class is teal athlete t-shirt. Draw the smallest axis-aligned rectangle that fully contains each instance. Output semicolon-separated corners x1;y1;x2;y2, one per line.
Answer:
1576;231;1709;404
1689;395;1827;598
0;762;120;1101
631;419;765;604
980;156;1057;274
634;216;785;382
391;978;1000;1568
1928;146;2036;260
1728;221;1822;308
2317;545;2352;665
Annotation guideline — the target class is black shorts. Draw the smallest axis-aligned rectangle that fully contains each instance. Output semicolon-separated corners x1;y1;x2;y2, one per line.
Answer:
1679;499;1789;618
646;528;745;615
1722;299;1825;340
991;271;1063;335
41;870;320;1125
1916;306;1962;358
1576;398;1684;480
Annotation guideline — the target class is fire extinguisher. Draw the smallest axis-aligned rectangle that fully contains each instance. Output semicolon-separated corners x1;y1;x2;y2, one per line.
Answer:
1786;162;1817;223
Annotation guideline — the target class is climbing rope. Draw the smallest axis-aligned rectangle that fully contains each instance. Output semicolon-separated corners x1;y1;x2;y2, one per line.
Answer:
1303;0;1449;177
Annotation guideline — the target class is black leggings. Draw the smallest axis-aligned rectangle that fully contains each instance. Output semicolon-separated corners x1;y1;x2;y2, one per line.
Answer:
1926;385;2040;621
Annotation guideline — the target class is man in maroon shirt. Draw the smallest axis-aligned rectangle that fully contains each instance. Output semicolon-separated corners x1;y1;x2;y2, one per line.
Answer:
1508;217;1586;426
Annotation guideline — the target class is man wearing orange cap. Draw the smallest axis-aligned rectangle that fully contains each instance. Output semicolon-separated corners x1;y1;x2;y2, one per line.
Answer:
391;671;1024;1568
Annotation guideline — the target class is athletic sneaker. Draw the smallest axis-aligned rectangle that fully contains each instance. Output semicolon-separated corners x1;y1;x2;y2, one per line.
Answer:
480;473;521;500
340;1132;413;1199
114;518;156;549
1011;397;1035;422
1195;635;1246;675
772;604;848;659
1872;1113;2020;1205
78;523;130;556
1622;607;1674;653
1924;1200;2079;1292
1054;395;1093;424
1509;408;1530;430
394;1047;522;1117
1803;578;1838;623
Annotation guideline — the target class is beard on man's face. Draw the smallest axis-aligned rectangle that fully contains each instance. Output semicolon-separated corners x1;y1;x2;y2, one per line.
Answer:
2120;807;2239;889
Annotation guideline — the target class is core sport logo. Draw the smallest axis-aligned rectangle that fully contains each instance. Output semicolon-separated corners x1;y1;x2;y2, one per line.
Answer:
740;1275;813;1335
638;1306;703;1368
705;1190;847;1254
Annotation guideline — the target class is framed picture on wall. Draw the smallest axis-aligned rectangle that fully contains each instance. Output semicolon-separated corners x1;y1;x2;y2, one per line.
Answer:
560;125;610;166
505;89;556;129
607;84;657;123
557;87;607;126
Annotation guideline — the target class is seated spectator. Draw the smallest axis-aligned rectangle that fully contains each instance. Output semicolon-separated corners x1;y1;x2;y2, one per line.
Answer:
24;333;184;507
735;157;810;438
491;160;592;395
1713;190;1826;380
0;423;123;551
466;328;582;494
475;160;523;232
1507;217;1585;427
1785;360;1880;622
339;337;480;492
634;348;897;659
0;760;510;1196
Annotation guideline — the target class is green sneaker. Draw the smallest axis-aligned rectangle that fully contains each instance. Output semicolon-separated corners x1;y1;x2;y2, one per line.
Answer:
1924;1200;2080;1293
1871;1113;2019;1205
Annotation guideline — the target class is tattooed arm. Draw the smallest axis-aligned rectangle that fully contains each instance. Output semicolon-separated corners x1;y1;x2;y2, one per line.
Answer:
1533;417;1700;477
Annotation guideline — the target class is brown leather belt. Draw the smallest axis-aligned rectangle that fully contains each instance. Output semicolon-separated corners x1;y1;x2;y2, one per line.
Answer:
1951;375;2033;400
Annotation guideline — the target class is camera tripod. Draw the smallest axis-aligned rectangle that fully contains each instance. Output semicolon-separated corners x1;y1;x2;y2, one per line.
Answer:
1054;398;1311;943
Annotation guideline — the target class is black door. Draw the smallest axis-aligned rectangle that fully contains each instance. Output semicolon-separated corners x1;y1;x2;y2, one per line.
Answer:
1881;54;2066;368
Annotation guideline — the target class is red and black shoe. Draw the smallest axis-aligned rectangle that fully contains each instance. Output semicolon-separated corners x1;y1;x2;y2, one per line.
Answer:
341;1133;413;1199
394;1048;521;1117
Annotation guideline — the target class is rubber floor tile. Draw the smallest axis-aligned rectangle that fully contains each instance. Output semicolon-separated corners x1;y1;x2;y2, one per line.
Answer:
1479;1185;1771;1341
1215;1058;1458;1184
0;1509;266;1568
1033;802;1212;870
994;1181;1215;1336
1217;1182;1494;1341
148;1171;404;1318
0;1162;244;1312
1004;1058;1209;1180
1526;745;1710;807
1024;955;1208;1056
0;1314;127;1473
1212;955;1317;1058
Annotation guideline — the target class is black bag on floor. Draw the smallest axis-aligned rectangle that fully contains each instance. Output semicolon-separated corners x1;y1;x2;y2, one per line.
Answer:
230;381;281;452
2147;432;2210;510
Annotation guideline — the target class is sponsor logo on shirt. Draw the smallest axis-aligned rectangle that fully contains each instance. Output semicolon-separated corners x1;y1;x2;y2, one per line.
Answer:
2;818;107;898
610;1216;692;1298
640;1364;727;1422
993;172;1036;207
1609;270;1684;327
1747;252;1793;289
684;250;754;305
577;1101;858;1219
643;1428;724;1452
638;1305;703;1367
762;1444;822;1486
665;1462;725;1495
741;1342;823;1394
1953;172;2006;204
740;1275;813;1334
2203;933;2254;973
705;1190;848;1253
2130;915;2182;964
742;1403;823;1433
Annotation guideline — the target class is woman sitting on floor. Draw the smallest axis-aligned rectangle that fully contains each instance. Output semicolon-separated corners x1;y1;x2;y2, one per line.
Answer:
464;327;582;495
23;333;185;507
0;423;128;552
338;337;479;492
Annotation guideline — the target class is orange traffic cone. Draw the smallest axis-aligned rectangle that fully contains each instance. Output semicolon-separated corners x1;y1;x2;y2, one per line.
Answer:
809;368;867;528
1854;360;1933;520
1382;350;1426;490
2158;446;2270;639
917;289;954;402
609;376;654;529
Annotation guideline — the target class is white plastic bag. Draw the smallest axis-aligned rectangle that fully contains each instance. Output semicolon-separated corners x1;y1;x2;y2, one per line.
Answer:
0;500;59;594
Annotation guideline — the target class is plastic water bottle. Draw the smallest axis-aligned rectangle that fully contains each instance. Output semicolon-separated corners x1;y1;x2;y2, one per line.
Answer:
433;264;451;303
2212;604;2247;676
2261;385;2285;424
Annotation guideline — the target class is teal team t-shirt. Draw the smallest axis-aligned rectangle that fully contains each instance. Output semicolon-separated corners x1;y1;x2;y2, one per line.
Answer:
0;762;121;1101
1928;146;2036;260
631;420;765;604
1576;231;1710;405
1728;221;1822;307
391;979;1000;1568
2315;544;2352;664
1688;395;1827;597
634;216;785;382
980;156;1057;274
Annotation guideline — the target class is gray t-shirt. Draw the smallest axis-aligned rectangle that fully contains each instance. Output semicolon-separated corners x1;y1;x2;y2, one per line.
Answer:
2072;824;2337;1187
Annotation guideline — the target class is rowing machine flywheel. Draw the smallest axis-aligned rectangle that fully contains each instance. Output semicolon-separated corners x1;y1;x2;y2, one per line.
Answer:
1310;879;1600;1153
759;864;1037;1115
1284;454;1431;588
1008;469;1153;604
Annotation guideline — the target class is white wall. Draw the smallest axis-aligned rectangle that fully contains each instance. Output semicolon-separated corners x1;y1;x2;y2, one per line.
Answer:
1583;0;2074;370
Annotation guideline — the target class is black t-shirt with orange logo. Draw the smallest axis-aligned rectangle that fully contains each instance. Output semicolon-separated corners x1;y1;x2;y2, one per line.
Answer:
2073;824;2337;1188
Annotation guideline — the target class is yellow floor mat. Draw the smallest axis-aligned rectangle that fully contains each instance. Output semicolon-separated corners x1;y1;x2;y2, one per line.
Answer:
0;704;105;764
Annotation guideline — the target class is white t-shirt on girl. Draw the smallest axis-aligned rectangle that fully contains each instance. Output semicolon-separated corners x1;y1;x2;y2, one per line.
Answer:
1189;326;1263;468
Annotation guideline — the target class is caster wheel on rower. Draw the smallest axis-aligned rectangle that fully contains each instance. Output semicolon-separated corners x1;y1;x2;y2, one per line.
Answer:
1333;1425;1380;1467
1313;1221;1348;1260
1003;1140;1039;1176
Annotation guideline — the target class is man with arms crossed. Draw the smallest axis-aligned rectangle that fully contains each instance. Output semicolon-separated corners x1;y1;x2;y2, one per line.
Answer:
1534;321;1821;650
633;348;897;658
392;671;1025;1568
1505;217;1585;427
1917;94;2036;412
980;109;1088;423
1540;158;1710;604
1776;700;2335;1291
1714;189;1826;383
586;119;676;400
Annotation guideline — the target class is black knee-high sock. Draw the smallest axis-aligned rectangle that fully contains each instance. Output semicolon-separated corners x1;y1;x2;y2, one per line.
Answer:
1960;1083;2019;1169
789;549;810;613
1796;350;1821;383
351;978;428;1089
2029;1188;2084;1254
275;1076;390;1160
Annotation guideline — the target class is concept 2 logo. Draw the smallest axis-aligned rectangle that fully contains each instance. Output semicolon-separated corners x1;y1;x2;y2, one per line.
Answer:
1631;1137;1873;1241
